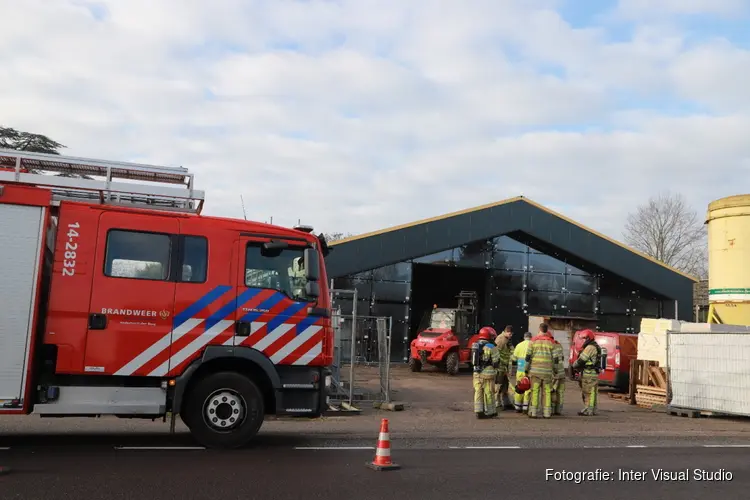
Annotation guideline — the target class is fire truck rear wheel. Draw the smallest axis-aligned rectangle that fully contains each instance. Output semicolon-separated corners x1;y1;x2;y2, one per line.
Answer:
445;351;460;376
185;371;265;449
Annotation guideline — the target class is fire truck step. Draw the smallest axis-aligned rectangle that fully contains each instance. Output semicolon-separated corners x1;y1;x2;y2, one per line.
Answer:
33;386;167;416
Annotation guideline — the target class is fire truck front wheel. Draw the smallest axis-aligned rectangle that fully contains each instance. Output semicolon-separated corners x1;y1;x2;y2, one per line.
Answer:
185;371;265;449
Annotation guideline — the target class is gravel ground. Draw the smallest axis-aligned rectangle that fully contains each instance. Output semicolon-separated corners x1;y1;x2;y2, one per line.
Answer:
1;364;748;442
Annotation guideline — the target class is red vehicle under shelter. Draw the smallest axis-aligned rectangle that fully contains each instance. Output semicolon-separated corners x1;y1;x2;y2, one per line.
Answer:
409;291;483;375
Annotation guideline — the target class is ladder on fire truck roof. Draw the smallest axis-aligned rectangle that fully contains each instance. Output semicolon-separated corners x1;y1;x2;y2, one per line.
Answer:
0;148;205;214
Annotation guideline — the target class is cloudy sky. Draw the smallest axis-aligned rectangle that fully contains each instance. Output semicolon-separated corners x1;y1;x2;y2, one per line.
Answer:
2;0;749;241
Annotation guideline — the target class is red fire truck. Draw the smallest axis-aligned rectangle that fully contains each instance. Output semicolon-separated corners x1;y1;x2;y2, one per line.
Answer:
0;149;332;449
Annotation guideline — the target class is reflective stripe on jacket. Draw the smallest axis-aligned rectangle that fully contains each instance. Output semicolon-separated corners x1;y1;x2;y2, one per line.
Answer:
552;341;565;380
495;335;512;374
578;344;599;373
526;334;556;379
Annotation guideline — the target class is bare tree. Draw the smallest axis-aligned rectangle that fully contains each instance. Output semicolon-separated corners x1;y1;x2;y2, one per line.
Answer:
623;192;707;278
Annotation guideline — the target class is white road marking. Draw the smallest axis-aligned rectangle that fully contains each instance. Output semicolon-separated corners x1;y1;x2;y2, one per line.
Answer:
703;444;750;448
448;446;521;449
626;445;647;448
294;446;375;450
114;446;205;450
462;446;521;449
0;447;10;450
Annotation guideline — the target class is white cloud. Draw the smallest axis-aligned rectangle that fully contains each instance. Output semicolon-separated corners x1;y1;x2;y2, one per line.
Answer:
616;0;749;18
670;40;750;112
0;0;748;252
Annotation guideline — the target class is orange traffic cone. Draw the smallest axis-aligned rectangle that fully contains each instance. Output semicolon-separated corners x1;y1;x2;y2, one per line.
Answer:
366;418;400;471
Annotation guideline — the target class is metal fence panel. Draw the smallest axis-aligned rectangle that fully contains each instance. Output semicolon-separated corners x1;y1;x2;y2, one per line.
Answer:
329;285;393;405
377;317;391;403
668;329;750;417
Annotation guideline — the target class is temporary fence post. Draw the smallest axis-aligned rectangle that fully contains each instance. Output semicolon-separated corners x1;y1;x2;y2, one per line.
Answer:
349;289;358;406
666;327;672;406
387;316;392;403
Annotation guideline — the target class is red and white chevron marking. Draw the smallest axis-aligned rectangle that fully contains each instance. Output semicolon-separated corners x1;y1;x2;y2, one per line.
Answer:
116;320;324;377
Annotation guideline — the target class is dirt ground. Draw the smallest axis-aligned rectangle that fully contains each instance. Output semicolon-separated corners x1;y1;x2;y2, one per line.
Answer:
1;364;748;441
293;363;750;439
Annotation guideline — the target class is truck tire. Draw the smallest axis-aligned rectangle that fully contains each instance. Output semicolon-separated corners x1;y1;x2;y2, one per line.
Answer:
180;410;194;430
184;371;265;449
408;357;422;372
446;351;460;376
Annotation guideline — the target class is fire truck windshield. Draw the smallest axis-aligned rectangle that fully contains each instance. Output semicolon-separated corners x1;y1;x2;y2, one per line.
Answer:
245;243;315;301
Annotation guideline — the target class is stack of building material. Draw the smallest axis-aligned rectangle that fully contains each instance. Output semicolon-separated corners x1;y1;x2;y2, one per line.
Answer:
637;318;682;367
631;318;682;408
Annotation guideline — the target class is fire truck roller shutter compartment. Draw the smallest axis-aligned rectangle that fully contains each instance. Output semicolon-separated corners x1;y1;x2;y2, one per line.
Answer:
0;202;46;405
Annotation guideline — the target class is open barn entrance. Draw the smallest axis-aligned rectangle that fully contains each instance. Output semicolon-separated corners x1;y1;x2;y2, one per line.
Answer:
409;263;488;341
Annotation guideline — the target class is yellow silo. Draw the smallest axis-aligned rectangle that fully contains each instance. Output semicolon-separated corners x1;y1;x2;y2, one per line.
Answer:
706;194;750;325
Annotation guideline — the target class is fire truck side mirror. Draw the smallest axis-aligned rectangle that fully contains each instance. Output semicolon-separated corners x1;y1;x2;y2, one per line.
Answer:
305;281;320;298
303;247;320;282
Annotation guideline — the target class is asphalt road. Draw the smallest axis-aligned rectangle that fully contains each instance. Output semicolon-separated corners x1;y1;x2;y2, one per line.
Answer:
1;445;748;500
2;430;750;451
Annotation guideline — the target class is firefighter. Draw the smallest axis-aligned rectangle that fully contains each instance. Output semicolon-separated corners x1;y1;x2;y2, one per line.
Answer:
471;326;500;419
550;338;566;415
571;329;601;416
494;325;514;411
510;331;533;413
288;257;306;298
524;323;560;419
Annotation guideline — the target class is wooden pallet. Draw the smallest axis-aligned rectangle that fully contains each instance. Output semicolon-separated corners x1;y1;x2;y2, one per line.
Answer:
608;392;630;401
667;406;701;418
636;394;667;408
635;385;667;406
666;406;736;419
629;360;669;408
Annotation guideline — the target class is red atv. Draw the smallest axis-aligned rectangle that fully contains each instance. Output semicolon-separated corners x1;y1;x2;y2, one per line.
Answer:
408;291;483;375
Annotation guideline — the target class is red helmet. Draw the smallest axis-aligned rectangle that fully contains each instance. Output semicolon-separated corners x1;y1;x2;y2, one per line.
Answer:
515;376;531;393
579;329;596;342
477;326;497;341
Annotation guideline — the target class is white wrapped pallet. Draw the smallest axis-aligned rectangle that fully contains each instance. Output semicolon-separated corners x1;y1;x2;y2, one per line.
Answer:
668;325;750;417
637;318;682;366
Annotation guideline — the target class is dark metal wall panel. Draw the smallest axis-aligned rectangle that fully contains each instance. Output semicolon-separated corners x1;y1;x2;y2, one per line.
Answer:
325;199;694;319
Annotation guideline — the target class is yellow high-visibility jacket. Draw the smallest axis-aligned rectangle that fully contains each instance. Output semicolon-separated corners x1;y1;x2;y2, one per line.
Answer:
511;339;530;375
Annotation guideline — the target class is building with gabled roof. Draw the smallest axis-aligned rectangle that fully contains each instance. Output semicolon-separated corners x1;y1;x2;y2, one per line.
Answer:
325;196;696;362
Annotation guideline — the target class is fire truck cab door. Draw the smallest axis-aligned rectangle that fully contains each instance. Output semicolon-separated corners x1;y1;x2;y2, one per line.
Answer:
231;236;316;362
85;212;178;376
